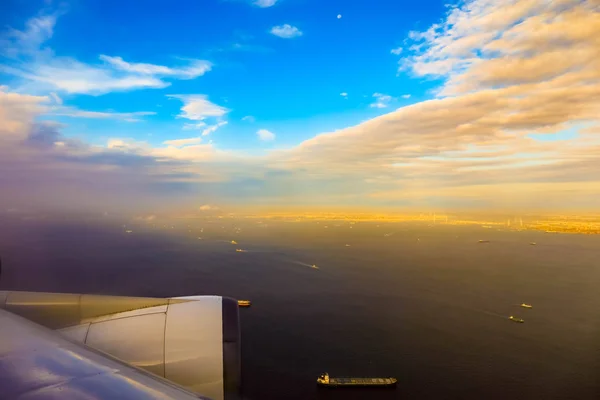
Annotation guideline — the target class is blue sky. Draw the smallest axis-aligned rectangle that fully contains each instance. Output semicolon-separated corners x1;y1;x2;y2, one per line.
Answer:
1;0;599;215
2;0;445;150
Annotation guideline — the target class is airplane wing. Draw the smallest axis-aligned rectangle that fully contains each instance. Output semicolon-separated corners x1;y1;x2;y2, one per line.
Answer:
0;291;241;400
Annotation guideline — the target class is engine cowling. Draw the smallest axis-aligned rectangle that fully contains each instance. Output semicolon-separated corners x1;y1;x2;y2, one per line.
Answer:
0;291;241;400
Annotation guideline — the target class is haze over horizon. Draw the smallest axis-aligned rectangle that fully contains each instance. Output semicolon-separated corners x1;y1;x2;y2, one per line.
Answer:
1;0;599;215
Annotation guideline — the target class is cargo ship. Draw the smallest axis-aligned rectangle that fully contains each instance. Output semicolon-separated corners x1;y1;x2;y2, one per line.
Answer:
237;300;251;307
520;303;532;308
509;316;524;323
317;373;397;388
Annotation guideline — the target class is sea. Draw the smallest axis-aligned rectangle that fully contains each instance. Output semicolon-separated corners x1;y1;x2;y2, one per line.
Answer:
0;216;599;399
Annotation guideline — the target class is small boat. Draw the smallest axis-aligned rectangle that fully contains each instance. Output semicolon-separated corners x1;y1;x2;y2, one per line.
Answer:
311;264;319;269
509;316;524;323
231;240;238;245
317;373;397;388
235;249;247;252
125;230;133;233
520;303;532;308
530;242;536;245
478;240;490;243
237;300;251;307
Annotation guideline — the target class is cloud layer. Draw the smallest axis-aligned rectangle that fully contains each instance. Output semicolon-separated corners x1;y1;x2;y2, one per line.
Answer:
1;0;599;214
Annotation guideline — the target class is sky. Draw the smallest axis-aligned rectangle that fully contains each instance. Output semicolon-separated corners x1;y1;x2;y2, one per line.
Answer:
0;0;599;216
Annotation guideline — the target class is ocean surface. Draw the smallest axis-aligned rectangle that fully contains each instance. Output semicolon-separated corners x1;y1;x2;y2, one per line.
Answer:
0;216;599;399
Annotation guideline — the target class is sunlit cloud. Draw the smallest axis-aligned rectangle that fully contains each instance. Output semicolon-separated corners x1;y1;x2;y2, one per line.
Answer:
1;0;599;214
168;94;229;121
199;204;219;211
163;137;203;147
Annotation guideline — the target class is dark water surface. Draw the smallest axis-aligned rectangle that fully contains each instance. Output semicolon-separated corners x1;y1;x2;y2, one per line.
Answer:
1;217;599;399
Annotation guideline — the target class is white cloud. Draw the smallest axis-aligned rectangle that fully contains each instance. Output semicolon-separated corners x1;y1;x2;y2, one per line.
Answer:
49;92;62;105
337;14;342;19
183;122;207;130
242;115;256;122
168;94;229;121
0;14;57;58
201;121;228;136
370;93;393;108
99;55;212;80
163;137;202;147
257;129;276;141
340;92;348;98
270;24;303;39
50;106;155;122
391;47;403;55
1;14;213;96
254;0;278;7
401;94;411;99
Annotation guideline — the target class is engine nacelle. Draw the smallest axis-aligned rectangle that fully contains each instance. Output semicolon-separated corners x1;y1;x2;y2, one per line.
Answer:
0;291;241;400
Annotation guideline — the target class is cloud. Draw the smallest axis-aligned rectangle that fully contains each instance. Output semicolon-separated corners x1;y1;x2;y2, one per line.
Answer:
0;14;57;58
1;14;213;95
401;94;411;99
0;88;49;136
8;60;170;95
201;121;228;136
390;47;403;55
49;92;62;105
242;115;256;122
253;0;278;7
257;129;276;141
50;106;155;122
99;55;211;80
369;93;392;108
253;0;600;210
337;14;342;19
270;24;303;39
340;92;348;98
1;1;599;214
199;204;219;211
183;122;207;130
168;94;229;121
163;137;203;147
399;0;600;96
